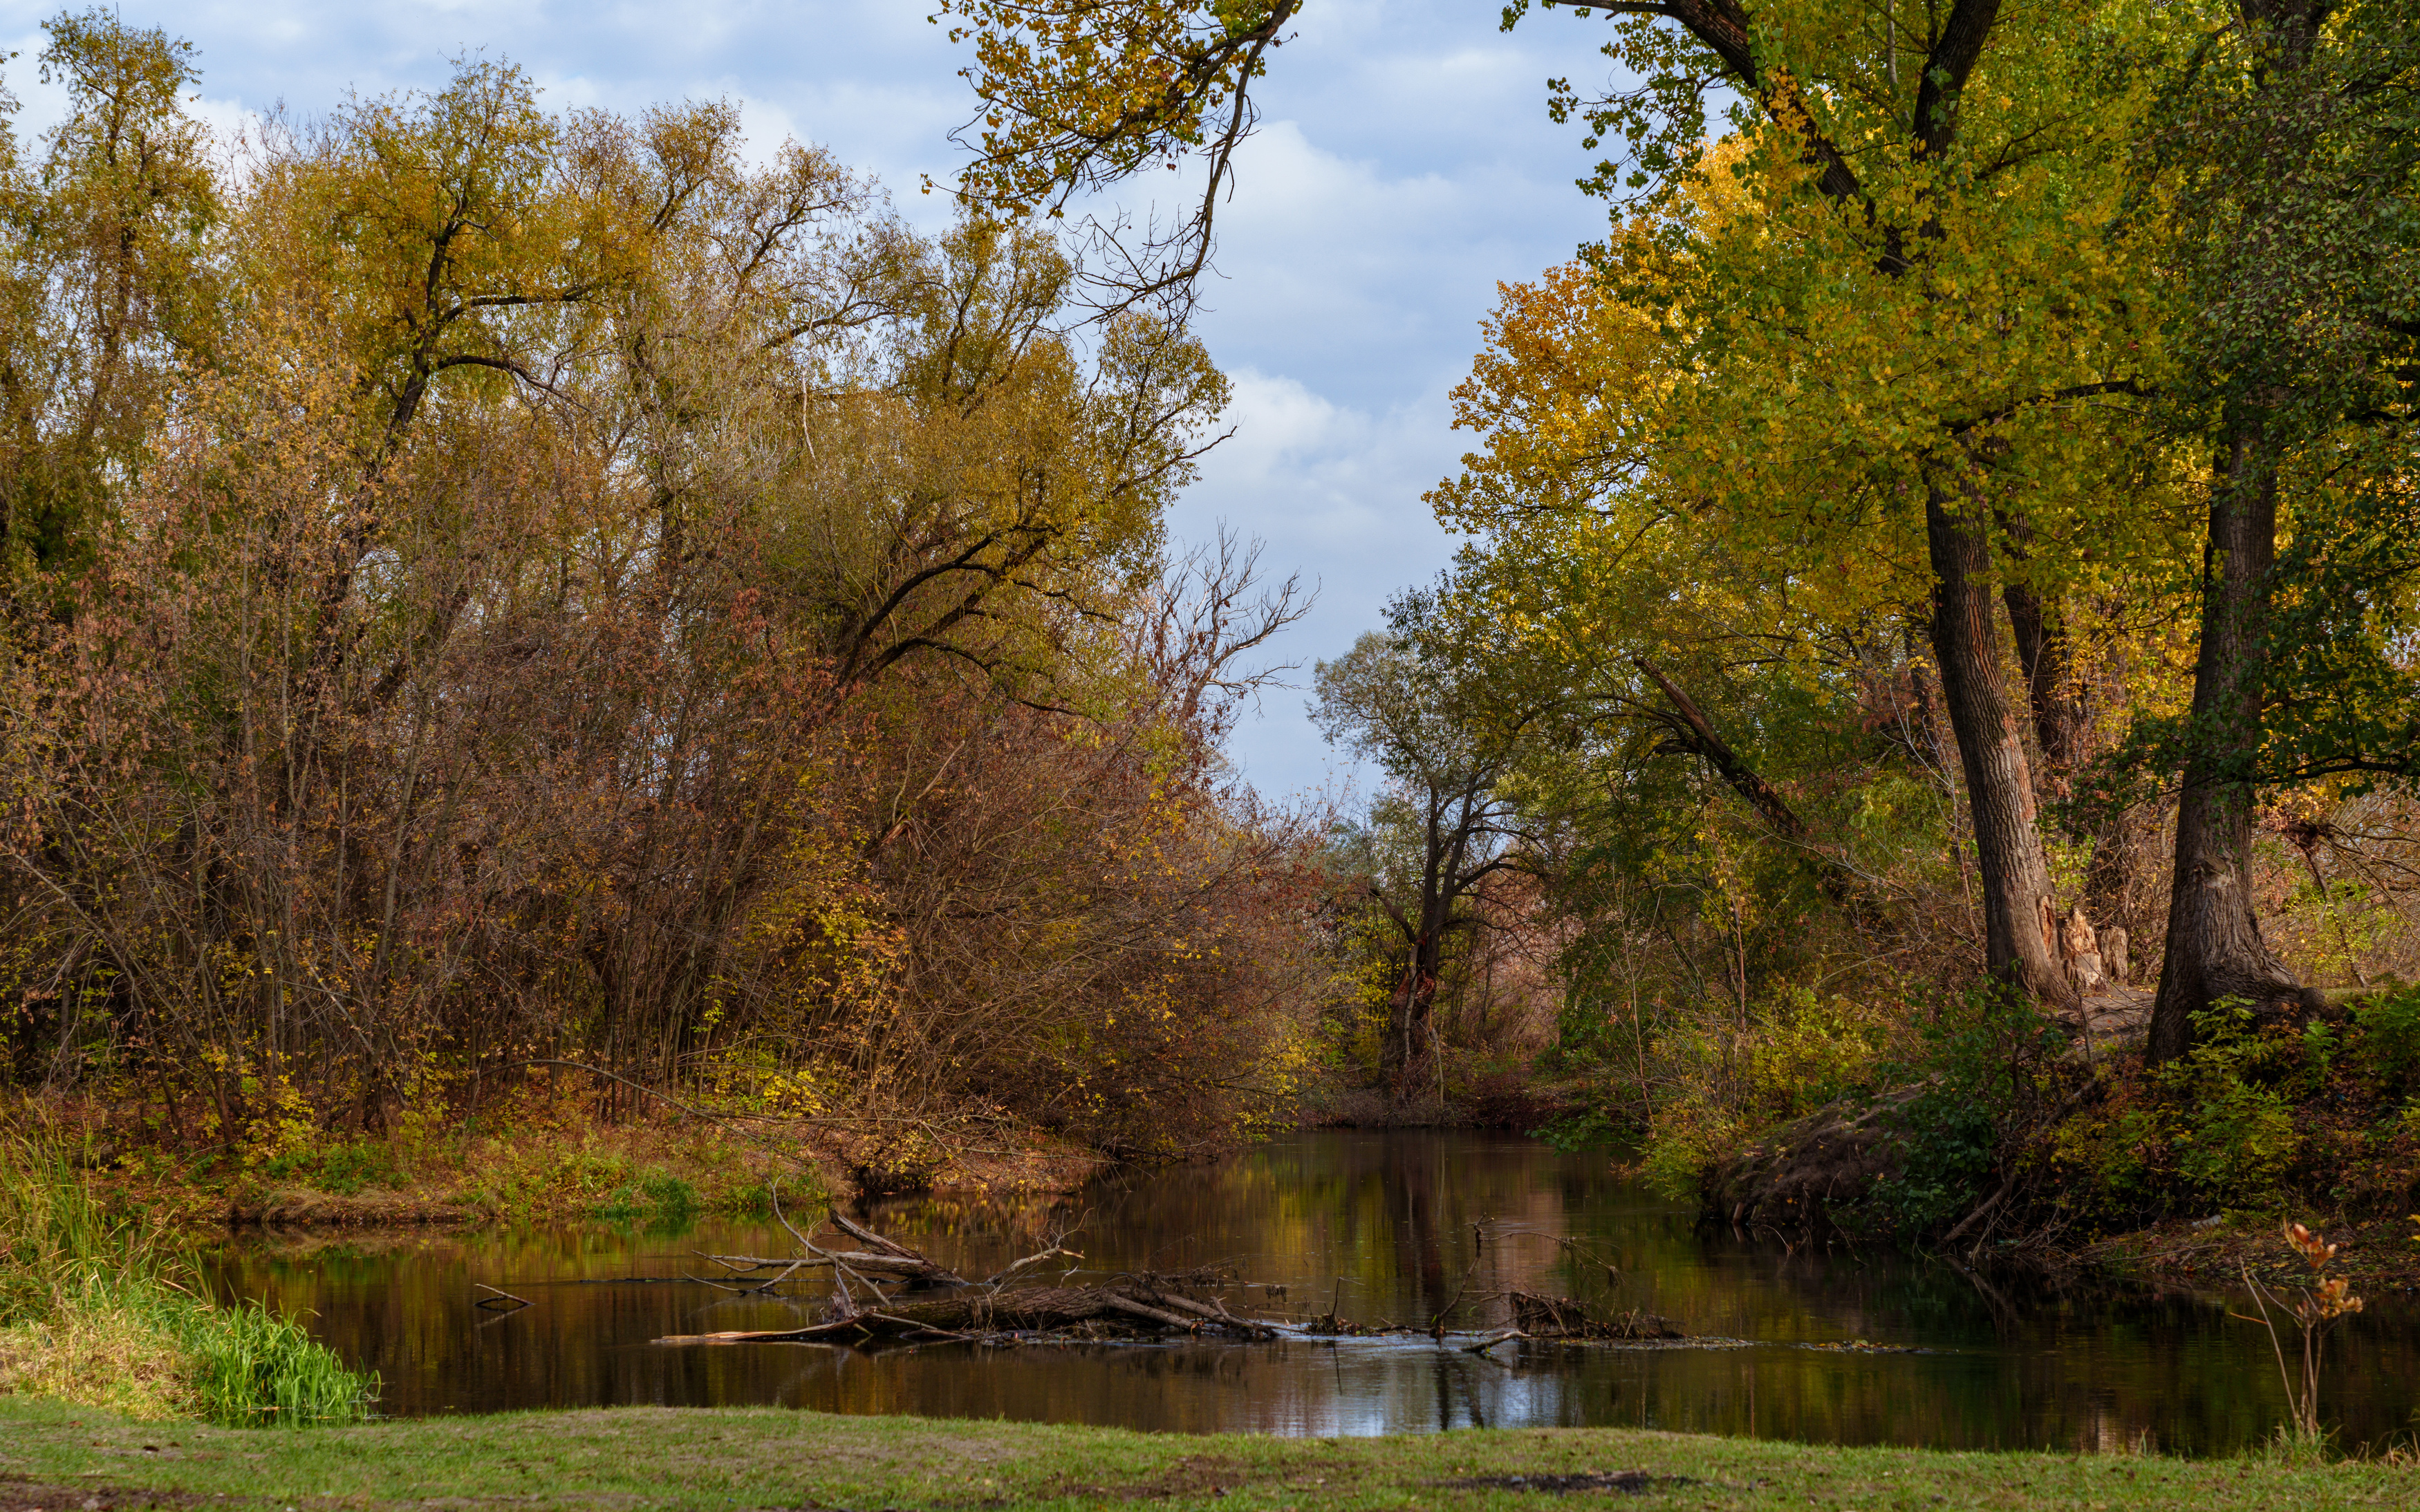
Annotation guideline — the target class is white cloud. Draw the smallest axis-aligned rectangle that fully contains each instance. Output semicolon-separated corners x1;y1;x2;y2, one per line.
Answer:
1170;367;1471;799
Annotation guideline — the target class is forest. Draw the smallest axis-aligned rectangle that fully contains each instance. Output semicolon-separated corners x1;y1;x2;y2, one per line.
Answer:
2;0;2418;1260
0;10;1336;1184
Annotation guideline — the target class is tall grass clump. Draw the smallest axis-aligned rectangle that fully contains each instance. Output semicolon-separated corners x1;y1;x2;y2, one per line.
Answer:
0;1136;374;1425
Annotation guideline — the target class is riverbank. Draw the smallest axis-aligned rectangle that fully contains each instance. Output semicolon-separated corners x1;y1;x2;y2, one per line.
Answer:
12;1088;1107;1237
2;1398;2409;1510
2074;1207;2420;1288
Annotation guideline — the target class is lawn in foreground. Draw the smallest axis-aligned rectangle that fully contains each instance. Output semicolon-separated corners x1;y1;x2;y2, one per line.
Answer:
1;1399;2410;1510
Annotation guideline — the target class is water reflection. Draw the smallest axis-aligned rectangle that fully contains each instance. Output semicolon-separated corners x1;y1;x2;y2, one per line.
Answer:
207;1130;2420;1452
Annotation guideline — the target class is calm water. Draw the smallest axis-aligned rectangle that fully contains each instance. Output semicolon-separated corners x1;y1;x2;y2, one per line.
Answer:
209;1130;2420;1451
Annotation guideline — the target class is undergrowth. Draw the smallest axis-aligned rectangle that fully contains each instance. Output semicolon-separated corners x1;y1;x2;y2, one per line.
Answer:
1854;984;2420;1251
1581;974;2420;1261
2032;988;2420;1241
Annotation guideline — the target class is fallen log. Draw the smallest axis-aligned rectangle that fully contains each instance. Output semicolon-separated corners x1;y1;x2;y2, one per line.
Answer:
657;1281;1269;1343
694;1249;965;1284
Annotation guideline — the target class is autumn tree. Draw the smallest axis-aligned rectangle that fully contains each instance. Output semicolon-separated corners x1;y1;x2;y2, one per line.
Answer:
2137;0;2420;1058
0;36;1325;1158
1315;593;1545;1092
942;0;2190;1018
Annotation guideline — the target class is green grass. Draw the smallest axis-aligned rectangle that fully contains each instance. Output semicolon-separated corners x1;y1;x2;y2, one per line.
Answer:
0;1135;375;1426
0;1397;2413;1509
593;1168;703;1222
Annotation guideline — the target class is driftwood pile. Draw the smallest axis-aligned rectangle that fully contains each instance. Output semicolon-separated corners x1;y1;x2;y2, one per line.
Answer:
652;1202;1685;1351
1508;1291;1684;1341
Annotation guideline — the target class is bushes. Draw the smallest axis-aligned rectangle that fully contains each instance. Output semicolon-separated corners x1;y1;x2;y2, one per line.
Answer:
1863;986;2063;1239
1617;989;1901;1203
2352;984;2420;1088
0;1137;373;1426
2163;1004;2305;1204
2027;991;2420;1233
257;1139;404;1197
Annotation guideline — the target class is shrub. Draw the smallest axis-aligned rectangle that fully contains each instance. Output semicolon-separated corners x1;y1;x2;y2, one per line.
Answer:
1867;984;2062;1238
2353;984;2420;1088
258;1138;403;1196
1746;988;1886;1121
2161;1001;2302;1206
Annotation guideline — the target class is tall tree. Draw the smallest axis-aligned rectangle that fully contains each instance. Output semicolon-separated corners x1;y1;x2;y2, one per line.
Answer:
2142;0;2420;1057
944;0;2175;1016
1314;599;1537;1091
0;9;216;588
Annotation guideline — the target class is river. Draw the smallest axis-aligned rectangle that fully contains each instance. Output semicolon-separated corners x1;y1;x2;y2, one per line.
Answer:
207;1129;2420;1451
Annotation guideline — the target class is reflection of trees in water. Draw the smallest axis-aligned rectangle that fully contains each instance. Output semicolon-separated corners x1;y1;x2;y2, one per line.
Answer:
203;1132;2420;1450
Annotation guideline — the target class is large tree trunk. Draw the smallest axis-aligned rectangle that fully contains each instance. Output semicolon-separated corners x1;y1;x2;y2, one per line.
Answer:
2146;422;2314;1061
1926;485;2077;1015
2145;0;2331;1063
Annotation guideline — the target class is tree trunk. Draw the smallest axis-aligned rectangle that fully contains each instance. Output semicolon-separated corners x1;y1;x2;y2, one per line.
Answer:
2146;422;2314;1061
1925;484;2077;1015
2004;575;2139;926
2000;581;2089;785
2145;0;2332;1062
1386;923;1444;1095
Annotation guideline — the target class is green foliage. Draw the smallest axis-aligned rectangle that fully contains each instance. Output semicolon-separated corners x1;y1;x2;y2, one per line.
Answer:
2352;985;2420;1089
595;1171;702;1231
1535;1101;1627;1154
2040;997;2420;1228
1747;988;1883;1121
0;1137;372;1426
2161;1002;2304;1206
1875;1097;2004;1241
1866;987;2062;1240
257;1140;403;1197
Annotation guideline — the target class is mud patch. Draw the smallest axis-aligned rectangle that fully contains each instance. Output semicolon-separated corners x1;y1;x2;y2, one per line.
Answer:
1015;1453;1251;1503
0;1477;210;1511
1439;1471;1695;1496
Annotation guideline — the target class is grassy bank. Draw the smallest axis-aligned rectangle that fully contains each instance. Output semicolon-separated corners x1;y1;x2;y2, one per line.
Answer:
0;1140;373;1426
15;1082;1108;1235
1;1397;2412;1510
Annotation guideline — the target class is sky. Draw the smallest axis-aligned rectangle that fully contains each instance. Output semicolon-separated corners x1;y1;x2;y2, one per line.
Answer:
0;1;1622;804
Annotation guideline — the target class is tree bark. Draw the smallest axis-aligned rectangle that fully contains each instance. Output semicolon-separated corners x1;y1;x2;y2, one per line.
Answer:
1926;484;2077;1015
1379;810;1455;1092
2000;581;2089;785
2146;422;2315;1061
2145;0;2331;1062
1386;921;1445;1093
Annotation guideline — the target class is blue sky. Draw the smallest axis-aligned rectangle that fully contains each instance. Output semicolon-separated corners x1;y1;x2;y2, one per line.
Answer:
0;1;1621;803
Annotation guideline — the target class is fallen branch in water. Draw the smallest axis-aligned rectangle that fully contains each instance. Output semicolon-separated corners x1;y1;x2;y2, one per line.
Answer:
649;1211;1688;1350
